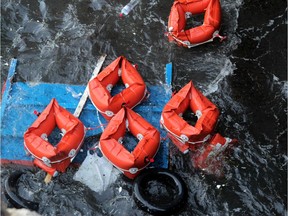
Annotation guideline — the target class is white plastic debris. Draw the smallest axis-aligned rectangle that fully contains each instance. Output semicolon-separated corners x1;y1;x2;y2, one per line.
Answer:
73;151;120;193
66;86;82;99
118;186;122;193
120;0;140;16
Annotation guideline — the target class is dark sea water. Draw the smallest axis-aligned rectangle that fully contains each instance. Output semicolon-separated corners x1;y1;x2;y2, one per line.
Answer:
1;0;287;215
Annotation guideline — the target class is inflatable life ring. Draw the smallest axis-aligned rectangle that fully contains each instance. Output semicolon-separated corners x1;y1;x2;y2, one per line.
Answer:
88;56;147;120
167;0;225;48
99;107;160;179
160;81;219;154
24;98;86;176
4;171;39;211
133;168;187;215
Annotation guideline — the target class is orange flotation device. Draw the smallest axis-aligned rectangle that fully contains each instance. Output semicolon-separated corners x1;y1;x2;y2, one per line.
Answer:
99;107;160;179
88;56;147;120
193;133;237;170
24;98;86;176
167;0;225;48
160;81;219;153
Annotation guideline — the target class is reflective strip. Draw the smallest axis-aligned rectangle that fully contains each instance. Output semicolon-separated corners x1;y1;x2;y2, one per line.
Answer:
105;110;114;117
129;167;139;174
195;110;202;118
180;134;189;142
41;133;48;141
106;84;113;92
185;12;192;19
60;128;66;136
68;149;76;157
183;41;191;46
118;137;123;144
137;134;143;140
42;157;51;167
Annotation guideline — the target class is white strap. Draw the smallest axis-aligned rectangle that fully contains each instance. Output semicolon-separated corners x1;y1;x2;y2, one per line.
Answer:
161;122;211;145
168;32;215;48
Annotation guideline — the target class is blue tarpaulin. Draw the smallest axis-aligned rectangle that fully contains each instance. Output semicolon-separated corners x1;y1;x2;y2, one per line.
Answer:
0;58;172;168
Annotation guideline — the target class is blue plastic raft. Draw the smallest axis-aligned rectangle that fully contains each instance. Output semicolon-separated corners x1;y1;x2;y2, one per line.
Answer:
0;58;172;169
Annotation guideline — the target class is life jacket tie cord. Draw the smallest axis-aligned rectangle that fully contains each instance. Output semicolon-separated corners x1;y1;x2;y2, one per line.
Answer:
86;124;107;131
214;32;227;42
167;30;226;48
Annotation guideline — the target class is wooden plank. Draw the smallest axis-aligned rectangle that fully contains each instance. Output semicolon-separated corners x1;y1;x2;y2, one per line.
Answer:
73;54;107;118
1;58;17;118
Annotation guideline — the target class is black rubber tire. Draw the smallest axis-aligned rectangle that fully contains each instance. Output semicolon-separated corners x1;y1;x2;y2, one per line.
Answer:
133;168;187;215
4;171;39;211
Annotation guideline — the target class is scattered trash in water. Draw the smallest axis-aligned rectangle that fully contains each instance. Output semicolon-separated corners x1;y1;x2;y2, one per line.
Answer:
73;150;120;194
120;0;141;17
118;187;122;193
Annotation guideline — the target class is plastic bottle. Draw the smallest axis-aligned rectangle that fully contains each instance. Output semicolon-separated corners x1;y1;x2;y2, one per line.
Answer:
120;0;140;17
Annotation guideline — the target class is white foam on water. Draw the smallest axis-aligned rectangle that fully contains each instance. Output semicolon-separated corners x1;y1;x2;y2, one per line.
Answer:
281;81;288;99
89;0;108;11
38;0;48;22
60;4;86;38
204;59;236;96
272;74;288;99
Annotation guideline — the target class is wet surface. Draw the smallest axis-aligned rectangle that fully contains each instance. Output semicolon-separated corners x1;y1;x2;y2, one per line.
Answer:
1;0;287;215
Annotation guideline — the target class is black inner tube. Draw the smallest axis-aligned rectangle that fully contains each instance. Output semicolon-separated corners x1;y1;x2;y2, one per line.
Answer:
133;168;187;215
4;171;39;211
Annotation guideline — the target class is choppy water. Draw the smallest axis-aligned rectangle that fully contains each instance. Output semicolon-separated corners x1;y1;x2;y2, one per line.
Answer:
1;0;287;215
